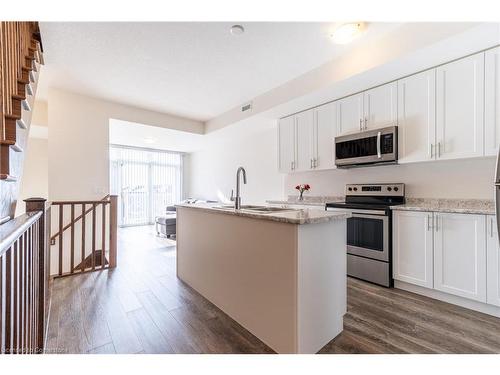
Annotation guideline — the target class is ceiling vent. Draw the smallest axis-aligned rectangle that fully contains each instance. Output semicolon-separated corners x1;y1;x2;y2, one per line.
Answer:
241;102;253;112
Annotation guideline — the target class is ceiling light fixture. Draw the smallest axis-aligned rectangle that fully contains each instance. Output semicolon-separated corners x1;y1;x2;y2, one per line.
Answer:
230;24;245;35
330;22;365;44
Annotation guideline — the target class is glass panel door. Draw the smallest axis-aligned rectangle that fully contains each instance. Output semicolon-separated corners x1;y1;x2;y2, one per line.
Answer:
110;146;183;227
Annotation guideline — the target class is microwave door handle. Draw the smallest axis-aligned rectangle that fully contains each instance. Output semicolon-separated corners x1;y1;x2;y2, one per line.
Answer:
376;131;382;158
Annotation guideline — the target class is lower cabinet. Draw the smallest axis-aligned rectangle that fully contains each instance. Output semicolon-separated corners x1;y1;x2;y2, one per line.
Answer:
393;211;488;304
433;213;486;302
487;215;500;307
393;211;433;288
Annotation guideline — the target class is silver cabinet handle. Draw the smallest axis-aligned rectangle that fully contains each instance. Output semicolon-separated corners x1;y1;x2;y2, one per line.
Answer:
364;117;368;130
376;131;382;158
291;161;294;170
430;143;434;158
438;142;441;158
435;214;439;232
491;217;495;238
427;214;432;231
314;158;317;168
359;119;363;131
310;159;313;169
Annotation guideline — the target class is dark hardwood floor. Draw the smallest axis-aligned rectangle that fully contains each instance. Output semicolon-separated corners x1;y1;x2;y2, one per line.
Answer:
45;226;500;354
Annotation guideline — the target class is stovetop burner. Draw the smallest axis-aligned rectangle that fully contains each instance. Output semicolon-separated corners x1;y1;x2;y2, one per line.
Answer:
326;183;406;210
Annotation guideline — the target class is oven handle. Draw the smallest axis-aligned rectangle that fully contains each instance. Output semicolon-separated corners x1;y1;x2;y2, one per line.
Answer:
377;131;382;158
326;207;388;216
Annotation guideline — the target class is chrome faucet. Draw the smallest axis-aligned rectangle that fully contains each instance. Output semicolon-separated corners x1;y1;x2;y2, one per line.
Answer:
231;167;247;209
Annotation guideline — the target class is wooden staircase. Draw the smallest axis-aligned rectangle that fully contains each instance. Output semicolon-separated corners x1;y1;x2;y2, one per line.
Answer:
0;22;44;221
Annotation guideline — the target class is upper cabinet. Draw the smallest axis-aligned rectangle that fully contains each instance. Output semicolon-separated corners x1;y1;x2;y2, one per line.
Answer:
363;82;398;131
337;93;364;135
436;52;485;160
398;69;436;164
314;102;337;170
278;116;296;173
295;110;315;171
485;47;500;156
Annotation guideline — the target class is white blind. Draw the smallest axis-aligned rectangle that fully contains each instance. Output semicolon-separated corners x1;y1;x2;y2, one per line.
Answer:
110;146;183;226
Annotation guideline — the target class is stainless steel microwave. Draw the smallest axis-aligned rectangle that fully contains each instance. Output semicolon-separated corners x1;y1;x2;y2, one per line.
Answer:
334;126;398;168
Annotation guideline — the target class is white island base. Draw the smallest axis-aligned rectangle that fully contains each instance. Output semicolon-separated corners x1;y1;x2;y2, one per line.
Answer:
176;205;347;354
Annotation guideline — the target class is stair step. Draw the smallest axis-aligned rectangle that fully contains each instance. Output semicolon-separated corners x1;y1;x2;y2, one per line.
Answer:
0;174;17;182
4;114;26;129
1;140;24;152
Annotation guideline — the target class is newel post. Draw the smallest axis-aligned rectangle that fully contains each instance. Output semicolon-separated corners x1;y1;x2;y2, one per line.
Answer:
24;197;48;353
109;195;118;268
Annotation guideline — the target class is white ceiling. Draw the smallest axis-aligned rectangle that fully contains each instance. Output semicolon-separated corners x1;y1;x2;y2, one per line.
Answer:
38;22;402;122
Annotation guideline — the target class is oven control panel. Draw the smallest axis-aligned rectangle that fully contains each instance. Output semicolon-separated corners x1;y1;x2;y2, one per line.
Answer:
345;183;405;197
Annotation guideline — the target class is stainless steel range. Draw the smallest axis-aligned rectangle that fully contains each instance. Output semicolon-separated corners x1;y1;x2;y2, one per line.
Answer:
325;183;405;287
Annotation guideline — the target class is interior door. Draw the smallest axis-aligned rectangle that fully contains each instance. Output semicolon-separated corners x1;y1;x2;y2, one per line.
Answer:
397;69;436;163
436;52;485;160
485;47;500;156
278;116;296;172
337;93;363;136
363;82;398;131
295;109;314;171
314;102;336;170
433;213;487;302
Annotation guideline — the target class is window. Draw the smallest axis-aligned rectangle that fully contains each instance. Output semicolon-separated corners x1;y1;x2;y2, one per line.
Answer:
110;145;183;226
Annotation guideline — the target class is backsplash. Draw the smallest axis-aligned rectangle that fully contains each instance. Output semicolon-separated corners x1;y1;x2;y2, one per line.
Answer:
285;157;497;200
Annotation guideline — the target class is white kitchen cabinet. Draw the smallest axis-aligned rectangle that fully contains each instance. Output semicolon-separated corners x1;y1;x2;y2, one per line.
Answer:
278;116;296;173
314;102;336;170
336;93;363;135
397;69;436;163
393;211;434;288
433;213;487;302
436;53;485;160
295;109;315;171
485;47;500;156
363;82;398;131
487;215;500;307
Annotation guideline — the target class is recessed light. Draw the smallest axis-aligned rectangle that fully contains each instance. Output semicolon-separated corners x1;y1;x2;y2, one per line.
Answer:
230;24;245;35
330;22;365;44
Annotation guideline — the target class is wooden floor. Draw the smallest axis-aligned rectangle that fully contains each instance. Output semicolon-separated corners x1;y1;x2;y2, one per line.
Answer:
45;226;500;354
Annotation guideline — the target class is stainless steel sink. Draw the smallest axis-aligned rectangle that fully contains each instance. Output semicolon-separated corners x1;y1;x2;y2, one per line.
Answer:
213;205;294;213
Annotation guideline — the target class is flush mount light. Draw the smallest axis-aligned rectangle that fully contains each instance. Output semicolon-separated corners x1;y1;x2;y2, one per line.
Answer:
330;22;365;44
230;24;245;35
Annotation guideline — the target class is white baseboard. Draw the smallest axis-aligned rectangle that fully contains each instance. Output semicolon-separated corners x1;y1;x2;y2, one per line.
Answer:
394;280;500;318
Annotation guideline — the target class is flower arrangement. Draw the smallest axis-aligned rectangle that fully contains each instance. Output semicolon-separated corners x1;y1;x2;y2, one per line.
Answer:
295;184;311;201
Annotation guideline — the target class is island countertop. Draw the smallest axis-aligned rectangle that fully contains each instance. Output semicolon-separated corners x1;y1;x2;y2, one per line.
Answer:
175;203;350;225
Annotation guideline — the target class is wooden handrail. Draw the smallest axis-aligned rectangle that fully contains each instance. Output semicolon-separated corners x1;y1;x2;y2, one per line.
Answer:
50;195;110;242
49;195;118;277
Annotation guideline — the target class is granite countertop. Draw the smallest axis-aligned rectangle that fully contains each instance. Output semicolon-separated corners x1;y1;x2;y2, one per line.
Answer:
391;198;495;215
175;203;350;225
266;195;344;207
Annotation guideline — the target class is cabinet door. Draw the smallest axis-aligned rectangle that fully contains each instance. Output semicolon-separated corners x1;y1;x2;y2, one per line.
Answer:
485;47;500;156
337;93;363;135
436;53;485;160
363;82;398;131
398;70;436;163
295;109;315;171
487;215;500;307
278;116;296;173
393;211;434;288
434;213;487;302
314;102;336;170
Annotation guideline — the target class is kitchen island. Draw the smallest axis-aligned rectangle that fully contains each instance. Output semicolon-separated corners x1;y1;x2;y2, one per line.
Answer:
175;203;349;354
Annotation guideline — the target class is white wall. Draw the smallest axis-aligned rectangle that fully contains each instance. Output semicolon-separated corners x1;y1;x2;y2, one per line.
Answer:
48;88;204;202
188;117;284;204
16;137;49;215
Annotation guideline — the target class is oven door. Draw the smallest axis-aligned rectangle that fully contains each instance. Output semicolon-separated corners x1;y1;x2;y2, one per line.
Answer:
347;211;389;262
